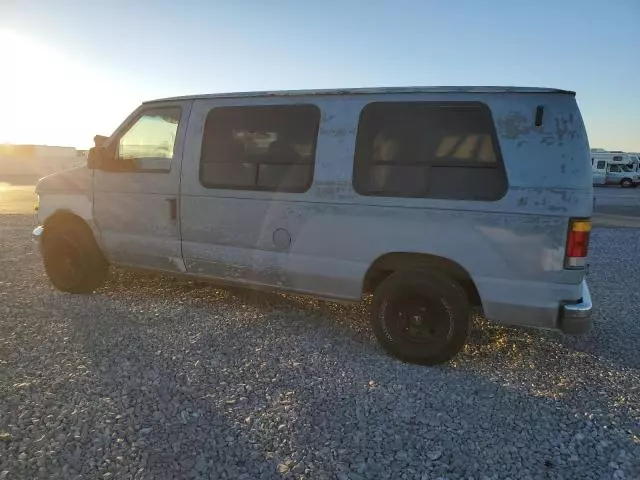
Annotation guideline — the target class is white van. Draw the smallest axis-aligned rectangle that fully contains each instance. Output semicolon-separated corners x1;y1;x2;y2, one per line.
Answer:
33;86;593;365
591;151;640;187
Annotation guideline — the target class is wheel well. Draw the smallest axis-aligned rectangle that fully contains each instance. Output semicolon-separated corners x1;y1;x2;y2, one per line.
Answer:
363;252;482;307
44;210;86;229
43;211;96;242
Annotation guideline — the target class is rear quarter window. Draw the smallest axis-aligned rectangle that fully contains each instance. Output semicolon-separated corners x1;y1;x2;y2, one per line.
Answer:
353;102;507;201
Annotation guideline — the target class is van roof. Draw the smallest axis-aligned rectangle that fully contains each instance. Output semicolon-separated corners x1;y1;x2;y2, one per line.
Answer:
145;86;575;104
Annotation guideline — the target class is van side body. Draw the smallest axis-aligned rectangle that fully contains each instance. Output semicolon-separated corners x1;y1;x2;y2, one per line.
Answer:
35;87;594;349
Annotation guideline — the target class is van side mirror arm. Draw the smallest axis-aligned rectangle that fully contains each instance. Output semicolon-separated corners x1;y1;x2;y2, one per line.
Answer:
87;146;104;170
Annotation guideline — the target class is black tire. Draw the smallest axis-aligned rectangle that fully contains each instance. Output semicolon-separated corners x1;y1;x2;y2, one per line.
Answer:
370;269;471;365
41;220;108;293
621;178;633;188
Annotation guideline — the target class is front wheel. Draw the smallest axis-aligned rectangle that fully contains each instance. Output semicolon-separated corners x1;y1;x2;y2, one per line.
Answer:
41;221;108;293
621;178;633;188
370;269;471;365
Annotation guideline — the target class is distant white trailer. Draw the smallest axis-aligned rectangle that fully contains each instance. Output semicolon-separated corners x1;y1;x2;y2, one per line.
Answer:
591;150;640;187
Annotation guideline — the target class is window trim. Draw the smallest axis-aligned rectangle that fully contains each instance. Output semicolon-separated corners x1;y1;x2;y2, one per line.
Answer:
352;101;508;201
198;104;320;193
111;106;183;174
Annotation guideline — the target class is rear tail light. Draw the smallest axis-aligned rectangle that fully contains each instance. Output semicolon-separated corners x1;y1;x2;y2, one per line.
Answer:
565;219;591;268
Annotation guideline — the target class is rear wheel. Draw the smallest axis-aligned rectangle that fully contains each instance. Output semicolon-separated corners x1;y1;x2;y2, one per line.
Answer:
621;178;633;188
370;269;471;365
41;220;108;293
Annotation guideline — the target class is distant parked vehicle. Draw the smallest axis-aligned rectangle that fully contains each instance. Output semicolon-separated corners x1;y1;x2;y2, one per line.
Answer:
33;86;593;365
592;151;640;187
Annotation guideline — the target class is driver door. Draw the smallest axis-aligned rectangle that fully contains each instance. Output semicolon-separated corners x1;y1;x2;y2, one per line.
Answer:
593;160;606;185
605;164;621;185
93;101;192;272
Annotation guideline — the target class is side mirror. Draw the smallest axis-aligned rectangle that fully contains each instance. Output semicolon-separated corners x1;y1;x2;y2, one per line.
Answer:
94;135;109;147
87;146;106;170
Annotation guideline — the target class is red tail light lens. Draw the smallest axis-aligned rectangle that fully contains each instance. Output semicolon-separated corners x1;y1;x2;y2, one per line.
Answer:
565;219;591;268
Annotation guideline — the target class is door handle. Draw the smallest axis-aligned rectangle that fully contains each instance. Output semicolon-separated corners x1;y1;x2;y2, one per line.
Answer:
166;198;177;220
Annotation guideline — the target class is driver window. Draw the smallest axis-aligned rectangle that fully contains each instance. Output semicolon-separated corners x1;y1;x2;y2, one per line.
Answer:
117;107;181;172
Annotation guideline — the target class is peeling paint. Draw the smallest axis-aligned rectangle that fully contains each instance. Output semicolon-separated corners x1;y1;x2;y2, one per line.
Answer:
319;127;353;138
554;115;580;142
496;112;535;139
314;182;354;200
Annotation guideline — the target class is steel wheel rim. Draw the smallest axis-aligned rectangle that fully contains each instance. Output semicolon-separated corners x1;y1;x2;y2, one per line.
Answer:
386;291;453;345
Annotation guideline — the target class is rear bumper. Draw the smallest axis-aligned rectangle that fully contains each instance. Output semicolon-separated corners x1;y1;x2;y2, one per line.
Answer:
559;279;593;334
481;278;593;334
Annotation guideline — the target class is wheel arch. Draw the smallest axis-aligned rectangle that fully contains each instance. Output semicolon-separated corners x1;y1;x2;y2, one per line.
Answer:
362;252;482;309
620;177;633;187
42;209;103;251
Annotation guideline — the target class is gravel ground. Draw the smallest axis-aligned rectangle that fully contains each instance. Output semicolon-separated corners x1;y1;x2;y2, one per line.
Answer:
0;213;638;480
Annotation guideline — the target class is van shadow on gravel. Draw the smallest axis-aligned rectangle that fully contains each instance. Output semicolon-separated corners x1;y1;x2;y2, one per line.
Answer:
99;269;639;424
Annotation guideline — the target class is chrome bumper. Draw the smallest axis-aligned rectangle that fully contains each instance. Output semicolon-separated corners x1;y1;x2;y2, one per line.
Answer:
559;279;593;334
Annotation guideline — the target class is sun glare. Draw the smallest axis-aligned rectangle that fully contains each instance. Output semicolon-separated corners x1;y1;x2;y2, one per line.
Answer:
0;30;139;148
0;31;69;145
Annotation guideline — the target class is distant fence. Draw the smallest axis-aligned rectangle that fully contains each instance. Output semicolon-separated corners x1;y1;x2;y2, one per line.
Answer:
0;156;86;180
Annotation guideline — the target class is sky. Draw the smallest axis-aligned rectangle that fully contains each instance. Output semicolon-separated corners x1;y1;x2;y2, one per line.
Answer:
0;0;638;151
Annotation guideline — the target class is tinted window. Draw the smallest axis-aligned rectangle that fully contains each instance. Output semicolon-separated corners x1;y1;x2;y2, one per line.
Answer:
612;155;623;162
117;107;181;172
609;165;621;172
596;161;606;169
353;102;507;200
200;105;320;192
